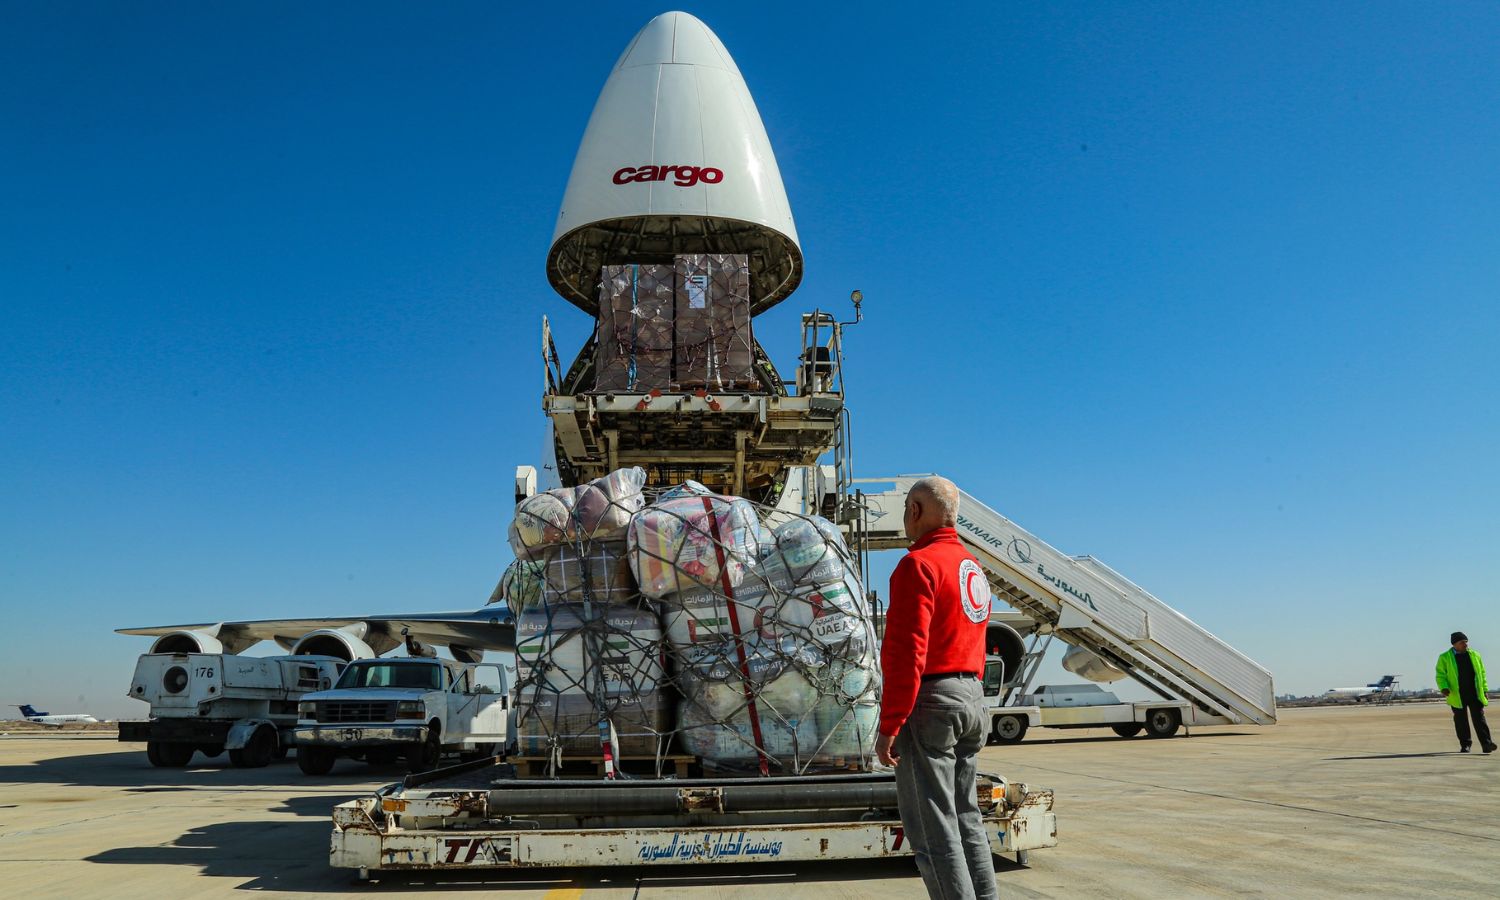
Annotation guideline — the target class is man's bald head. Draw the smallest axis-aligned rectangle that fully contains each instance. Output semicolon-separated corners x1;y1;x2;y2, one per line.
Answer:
904;476;960;541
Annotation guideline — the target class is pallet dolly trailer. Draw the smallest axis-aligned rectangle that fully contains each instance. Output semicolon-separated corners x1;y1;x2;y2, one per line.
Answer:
330;759;1056;877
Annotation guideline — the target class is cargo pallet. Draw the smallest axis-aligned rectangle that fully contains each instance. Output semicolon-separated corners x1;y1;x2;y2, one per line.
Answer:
330;757;1056;877
511;753;697;780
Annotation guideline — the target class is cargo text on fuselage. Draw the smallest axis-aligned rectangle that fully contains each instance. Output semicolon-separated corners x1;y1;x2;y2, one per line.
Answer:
612;164;725;187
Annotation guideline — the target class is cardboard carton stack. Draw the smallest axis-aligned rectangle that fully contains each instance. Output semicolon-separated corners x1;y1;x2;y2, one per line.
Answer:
592;254;755;392
674;254;753;391
595;264;674;392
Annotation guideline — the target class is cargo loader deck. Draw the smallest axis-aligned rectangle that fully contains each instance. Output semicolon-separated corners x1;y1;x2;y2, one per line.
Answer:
329;758;1056;877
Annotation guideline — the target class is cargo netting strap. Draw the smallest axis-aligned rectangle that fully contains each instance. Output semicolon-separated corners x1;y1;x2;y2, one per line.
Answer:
703;495;771;777
627;264;638;391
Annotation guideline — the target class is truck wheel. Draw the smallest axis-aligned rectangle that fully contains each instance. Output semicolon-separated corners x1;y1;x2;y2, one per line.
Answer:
406;728;441;773
1111;724;1144;738
199;744;225;758
148;741;194;767
231;727;276;768
992;715;1028;745
1144;708;1181;738
297;746;337;776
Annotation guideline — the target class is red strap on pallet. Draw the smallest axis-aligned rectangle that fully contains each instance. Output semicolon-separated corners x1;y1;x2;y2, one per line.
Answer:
702;496;770;776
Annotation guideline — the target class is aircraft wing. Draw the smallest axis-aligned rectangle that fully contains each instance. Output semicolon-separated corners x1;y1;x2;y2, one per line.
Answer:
116;608;517;657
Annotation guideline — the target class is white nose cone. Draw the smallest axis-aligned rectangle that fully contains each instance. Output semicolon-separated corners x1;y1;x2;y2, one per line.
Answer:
547;12;803;316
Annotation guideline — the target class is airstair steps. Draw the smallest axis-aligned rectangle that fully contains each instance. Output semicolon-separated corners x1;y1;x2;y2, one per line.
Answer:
854;476;1277;726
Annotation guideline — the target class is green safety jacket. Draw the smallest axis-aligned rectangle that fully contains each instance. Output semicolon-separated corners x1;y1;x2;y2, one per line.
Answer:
1435;648;1488;709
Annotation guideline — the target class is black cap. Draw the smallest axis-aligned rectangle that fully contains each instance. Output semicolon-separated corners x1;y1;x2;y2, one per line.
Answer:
1451;631;1468;644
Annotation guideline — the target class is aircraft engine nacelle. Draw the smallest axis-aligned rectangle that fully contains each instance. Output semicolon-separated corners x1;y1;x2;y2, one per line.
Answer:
149;630;224;655
291;629;376;662
1062;644;1129;683
449;644;484;664
985;622;1026;685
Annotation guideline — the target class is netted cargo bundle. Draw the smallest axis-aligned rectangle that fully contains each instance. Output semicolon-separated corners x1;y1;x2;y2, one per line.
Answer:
514;604;671;760
503;469;880;778
674;253;754;391
509;467;646;561
626;481;761;597
491;557;545;613
657;509;880;775
595;264;675;392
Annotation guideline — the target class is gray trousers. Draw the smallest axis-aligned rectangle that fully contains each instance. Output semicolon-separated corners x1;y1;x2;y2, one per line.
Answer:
894;677;998;900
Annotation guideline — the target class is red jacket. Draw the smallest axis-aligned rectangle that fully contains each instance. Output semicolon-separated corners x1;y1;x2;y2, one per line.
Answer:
878;527;990;737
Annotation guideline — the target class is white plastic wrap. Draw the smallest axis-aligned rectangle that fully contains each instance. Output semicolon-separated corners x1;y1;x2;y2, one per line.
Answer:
509;466;646;559
626;481;760;597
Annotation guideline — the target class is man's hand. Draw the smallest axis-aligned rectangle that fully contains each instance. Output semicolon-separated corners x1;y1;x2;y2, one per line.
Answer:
1440;688;1450;697
876;733;900;767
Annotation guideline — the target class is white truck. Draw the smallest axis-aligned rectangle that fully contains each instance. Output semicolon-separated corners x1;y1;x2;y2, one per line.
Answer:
293;656;511;775
121;651;343;767
982;670;1199;744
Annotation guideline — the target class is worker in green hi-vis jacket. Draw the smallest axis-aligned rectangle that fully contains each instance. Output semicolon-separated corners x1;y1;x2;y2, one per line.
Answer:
1435;631;1494;753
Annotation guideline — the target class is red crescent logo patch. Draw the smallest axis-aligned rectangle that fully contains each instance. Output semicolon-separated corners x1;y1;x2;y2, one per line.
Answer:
958;559;990;623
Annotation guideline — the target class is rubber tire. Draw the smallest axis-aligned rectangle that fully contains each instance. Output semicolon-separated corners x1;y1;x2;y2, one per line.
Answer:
297;745;337;776
148;741;194;767
1144;708;1181;738
229;726;276;768
198;744;225;758
992;715;1029;745
406;726;442;773
1111;723;1144;738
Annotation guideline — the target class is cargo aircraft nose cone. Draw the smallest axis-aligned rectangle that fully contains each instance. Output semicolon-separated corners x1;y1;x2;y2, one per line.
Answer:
547;11;802;316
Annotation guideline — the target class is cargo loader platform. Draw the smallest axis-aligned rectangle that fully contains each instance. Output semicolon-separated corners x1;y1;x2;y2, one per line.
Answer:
329;759;1056;877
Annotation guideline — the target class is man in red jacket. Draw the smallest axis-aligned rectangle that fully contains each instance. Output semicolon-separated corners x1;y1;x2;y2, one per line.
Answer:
877;476;997;900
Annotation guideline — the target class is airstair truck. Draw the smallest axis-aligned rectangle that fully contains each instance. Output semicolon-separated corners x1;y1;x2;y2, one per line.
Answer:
860;477;1278;745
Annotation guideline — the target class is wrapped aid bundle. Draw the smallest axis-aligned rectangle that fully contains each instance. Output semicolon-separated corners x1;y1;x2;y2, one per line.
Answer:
761;571;871;663
492;558;546;612
677;666;822;768
513;604;669;757
509;489;575;559
570;467;646;542
542;540;637;606
656;556;788;675
509;467;646;559
627;482;760;598
763;515;850;584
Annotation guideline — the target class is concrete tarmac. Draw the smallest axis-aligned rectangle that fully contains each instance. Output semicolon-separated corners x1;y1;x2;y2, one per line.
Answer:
1;702;1495;898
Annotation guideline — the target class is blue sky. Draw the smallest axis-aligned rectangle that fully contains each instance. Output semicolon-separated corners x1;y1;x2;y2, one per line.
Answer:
3;3;1497;717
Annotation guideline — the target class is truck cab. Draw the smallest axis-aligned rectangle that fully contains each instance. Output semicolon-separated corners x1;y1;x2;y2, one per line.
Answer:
294;657;511;775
